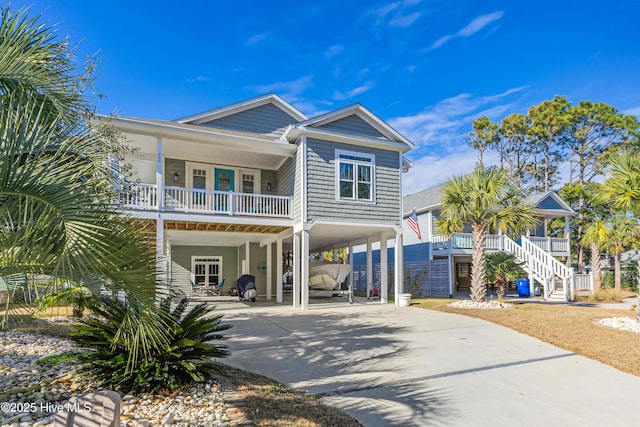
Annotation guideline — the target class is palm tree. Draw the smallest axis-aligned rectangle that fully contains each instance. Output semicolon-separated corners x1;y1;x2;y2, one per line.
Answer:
581;219;609;294
599;150;640;217
435;167;538;302
604;215;639;293
0;6;89;121
486;252;525;300
0;6;167;366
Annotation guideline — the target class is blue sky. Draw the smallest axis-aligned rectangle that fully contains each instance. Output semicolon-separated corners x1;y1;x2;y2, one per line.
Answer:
14;0;640;194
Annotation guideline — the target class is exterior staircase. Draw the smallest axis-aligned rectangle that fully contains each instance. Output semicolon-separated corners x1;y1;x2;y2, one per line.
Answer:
502;235;575;301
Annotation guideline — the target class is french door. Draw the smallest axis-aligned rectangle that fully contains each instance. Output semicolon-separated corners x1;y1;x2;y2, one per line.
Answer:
192;256;222;286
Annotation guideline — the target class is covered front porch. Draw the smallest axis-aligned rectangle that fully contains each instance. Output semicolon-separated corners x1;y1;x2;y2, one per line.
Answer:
154;217;404;309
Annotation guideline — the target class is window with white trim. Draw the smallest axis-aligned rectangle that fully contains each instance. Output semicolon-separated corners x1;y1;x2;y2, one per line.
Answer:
336;150;375;202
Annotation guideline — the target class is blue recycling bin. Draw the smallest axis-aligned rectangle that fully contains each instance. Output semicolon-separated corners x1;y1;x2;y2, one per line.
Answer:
516;279;530;297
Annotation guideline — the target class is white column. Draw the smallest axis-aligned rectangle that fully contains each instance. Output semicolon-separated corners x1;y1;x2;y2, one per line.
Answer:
155;217;166;297
266;243;272;300
244;242;250;274
301;230;309;310
293;233;300;309
156;137;164;209
348;245;354;289
565;216;571;249
276;239;283;304
366;240;373;298
394;232;403;305
448;253;454;296
380;235;388;304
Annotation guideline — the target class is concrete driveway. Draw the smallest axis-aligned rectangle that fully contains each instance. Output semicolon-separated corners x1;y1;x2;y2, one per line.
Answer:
215;300;640;426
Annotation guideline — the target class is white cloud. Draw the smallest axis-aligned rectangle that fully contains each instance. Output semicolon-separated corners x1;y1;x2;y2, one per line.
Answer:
392;87;525;194
333;81;376;100
389;11;421;27
324;45;344;58
184;76;209;84
623;106;640;117
245;33;268;46
370;0;422;28
431;10;504;49
252;75;313;100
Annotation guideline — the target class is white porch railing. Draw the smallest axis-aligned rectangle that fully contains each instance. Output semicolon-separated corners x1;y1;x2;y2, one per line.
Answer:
432;232;569;255
120;184;292;218
528;236;570;253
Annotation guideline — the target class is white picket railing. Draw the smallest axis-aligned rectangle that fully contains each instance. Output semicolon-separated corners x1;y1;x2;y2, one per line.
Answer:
438;232;569;254
120;184;292;218
528;236;570;253
521;236;573;301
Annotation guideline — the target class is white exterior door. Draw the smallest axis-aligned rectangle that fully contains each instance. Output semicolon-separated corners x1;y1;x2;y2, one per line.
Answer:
192;256;222;286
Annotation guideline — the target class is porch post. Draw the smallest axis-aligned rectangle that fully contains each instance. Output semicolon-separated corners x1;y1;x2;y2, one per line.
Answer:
380;234;388;303
564;216;571;251
394;231;403;305
293;232;300;309
448;253;454;296
301;230;309;310
156;137;164;210
348;244;354;290
366;240;373;299
266;242;272;300
155;217;166;297
244;242;250;275
276;239;283;303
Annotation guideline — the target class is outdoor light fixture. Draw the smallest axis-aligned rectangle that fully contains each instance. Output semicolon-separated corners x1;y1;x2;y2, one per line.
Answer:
173;172;179;182
266;181;272;191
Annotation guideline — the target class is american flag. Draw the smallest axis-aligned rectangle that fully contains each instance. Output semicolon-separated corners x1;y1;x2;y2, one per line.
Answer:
408;209;422;240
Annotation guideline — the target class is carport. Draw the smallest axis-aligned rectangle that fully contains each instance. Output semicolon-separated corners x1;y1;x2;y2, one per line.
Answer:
285;220;405;310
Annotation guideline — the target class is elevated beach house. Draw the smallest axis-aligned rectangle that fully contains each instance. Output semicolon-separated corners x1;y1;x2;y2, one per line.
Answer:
103;94;414;308
401;184;593;301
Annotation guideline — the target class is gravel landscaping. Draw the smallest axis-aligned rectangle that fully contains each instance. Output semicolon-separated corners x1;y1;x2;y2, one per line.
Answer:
0;332;237;427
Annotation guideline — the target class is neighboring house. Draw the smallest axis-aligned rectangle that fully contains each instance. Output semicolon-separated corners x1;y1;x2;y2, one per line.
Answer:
400;184;592;300
103;94;414;309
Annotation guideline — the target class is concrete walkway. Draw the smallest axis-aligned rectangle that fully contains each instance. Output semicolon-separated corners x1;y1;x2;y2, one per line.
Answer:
215;300;640;426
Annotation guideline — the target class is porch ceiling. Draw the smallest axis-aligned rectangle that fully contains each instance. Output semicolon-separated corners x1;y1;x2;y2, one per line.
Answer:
162;139;291;170
164;220;289;235
306;222;398;253
167;226;288;247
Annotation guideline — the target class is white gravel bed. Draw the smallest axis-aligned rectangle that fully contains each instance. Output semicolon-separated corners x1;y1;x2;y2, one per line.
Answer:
0;332;232;427
448;300;515;309
598;317;640;334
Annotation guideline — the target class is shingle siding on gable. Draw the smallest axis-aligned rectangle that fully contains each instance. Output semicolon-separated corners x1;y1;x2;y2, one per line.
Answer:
317;115;385;138
200;104;297;137
305;138;401;225
537;197;563;210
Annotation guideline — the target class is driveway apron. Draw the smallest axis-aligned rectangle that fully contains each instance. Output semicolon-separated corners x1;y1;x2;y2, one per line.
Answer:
216;301;640;426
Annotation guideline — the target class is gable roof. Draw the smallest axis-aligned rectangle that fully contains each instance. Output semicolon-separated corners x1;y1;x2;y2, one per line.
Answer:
298;103;414;148
176;93;309;124
403;186;576;218
281;103;414;153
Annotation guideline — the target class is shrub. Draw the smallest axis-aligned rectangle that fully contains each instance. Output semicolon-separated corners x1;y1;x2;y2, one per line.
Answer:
53;296;231;394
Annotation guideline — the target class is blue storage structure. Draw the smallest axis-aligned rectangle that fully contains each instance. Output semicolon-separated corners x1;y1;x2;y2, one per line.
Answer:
516;279;530;297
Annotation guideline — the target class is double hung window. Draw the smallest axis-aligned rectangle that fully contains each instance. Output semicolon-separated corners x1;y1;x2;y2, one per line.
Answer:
336;150;374;202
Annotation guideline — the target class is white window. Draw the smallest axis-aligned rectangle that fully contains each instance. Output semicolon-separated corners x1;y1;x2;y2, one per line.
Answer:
191;256;222;286
335;149;375;202
242;173;255;194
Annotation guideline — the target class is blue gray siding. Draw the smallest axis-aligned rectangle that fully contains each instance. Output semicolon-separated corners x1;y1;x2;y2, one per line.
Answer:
305;138;401;225
317;115;385;138
200;104;298;137
276;157;295;197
